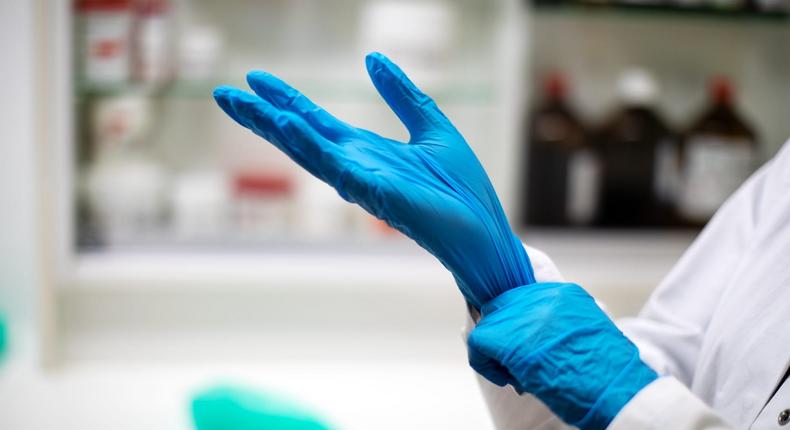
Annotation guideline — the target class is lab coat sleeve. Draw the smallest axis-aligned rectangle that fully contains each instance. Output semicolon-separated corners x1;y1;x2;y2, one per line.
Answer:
607;377;733;430
617;156;774;383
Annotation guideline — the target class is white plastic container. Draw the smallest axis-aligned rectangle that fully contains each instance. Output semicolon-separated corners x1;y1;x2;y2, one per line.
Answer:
178;26;223;82
232;172;294;239
84;154;169;244
77;0;133;84
132;0;172;83
91;94;151;159
172;170;230;241
358;0;456;86
294;171;351;240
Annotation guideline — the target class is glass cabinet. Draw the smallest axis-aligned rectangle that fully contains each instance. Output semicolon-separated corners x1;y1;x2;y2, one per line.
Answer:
69;0;525;253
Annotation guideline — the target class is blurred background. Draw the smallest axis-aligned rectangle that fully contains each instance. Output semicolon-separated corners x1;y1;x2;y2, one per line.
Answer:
1;0;789;428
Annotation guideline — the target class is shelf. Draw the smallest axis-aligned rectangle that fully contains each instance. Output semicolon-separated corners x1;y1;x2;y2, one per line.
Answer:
64;245;455;293
62;230;697;297
532;3;790;23
75;78;497;104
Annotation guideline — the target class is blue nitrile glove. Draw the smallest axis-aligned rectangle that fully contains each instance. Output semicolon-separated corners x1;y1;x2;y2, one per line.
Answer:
467;282;658;430
213;52;534;309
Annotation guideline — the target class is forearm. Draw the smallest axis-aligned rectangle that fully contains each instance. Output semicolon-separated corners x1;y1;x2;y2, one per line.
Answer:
449;228;537;310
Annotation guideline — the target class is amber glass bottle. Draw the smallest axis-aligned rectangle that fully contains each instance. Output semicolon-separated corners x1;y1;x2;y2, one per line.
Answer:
677;78;757;227
595;69;675;227
522;72;592;227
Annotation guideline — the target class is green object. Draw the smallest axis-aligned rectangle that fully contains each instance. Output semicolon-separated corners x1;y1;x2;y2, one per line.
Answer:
0;315;6;361
191;385;333;430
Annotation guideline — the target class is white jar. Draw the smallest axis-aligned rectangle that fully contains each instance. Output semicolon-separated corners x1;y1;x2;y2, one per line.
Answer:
78;0;133;85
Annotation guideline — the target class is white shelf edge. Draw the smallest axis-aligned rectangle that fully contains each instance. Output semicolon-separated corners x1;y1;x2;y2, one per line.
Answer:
63;248;456;293
61;231;697;293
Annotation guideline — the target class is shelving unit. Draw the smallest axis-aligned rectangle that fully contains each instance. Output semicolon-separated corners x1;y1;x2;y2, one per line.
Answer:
528;2;790;159
42;0;777;367
41;0;532;371
76;78;497;103
67;0;526;255
533;3;789;21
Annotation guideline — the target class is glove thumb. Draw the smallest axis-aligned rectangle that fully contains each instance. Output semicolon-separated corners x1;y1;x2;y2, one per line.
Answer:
467;340;518;389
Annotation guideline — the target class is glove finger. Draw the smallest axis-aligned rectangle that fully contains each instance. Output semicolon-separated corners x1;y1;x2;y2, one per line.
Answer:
214;86;345;184
467;343;516;388
364;52;449;140
246;71;356;140
213;86;248;127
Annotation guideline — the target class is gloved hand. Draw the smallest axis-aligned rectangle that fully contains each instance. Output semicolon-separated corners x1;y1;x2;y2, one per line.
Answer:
467;282;658;430
213;52;534;309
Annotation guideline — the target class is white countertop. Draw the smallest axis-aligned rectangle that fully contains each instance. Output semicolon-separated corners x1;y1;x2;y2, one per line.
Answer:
7;231;698;430
0;346;492;430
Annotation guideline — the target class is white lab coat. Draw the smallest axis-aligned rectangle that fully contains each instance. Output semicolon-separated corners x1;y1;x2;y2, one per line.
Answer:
471;139;790;429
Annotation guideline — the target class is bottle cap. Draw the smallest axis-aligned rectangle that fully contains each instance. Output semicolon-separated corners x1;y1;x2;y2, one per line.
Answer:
617;68;658;106
710;77;734;105
77;0;131;12
544;71;568;100
136;0;169;15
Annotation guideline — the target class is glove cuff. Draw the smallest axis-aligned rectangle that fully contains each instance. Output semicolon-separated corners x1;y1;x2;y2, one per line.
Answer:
479;282;575;316
575;351;659;430
479;283;658;430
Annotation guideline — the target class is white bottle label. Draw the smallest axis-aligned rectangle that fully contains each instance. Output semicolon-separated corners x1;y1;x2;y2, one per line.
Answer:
83;12;132;84
566;149;599;225
678;136;754;222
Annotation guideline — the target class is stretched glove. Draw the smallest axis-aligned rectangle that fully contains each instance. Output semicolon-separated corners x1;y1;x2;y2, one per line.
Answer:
213;52;534;309
467;282;658;430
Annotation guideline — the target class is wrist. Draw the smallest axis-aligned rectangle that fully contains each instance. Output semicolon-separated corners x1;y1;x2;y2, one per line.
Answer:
475;232;536;305
577;353;658;430
446;219;534;310
476;283;658;430
480;282;560;315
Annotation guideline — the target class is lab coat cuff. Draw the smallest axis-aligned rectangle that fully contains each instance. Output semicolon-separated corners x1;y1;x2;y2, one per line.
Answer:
607;376;732;430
